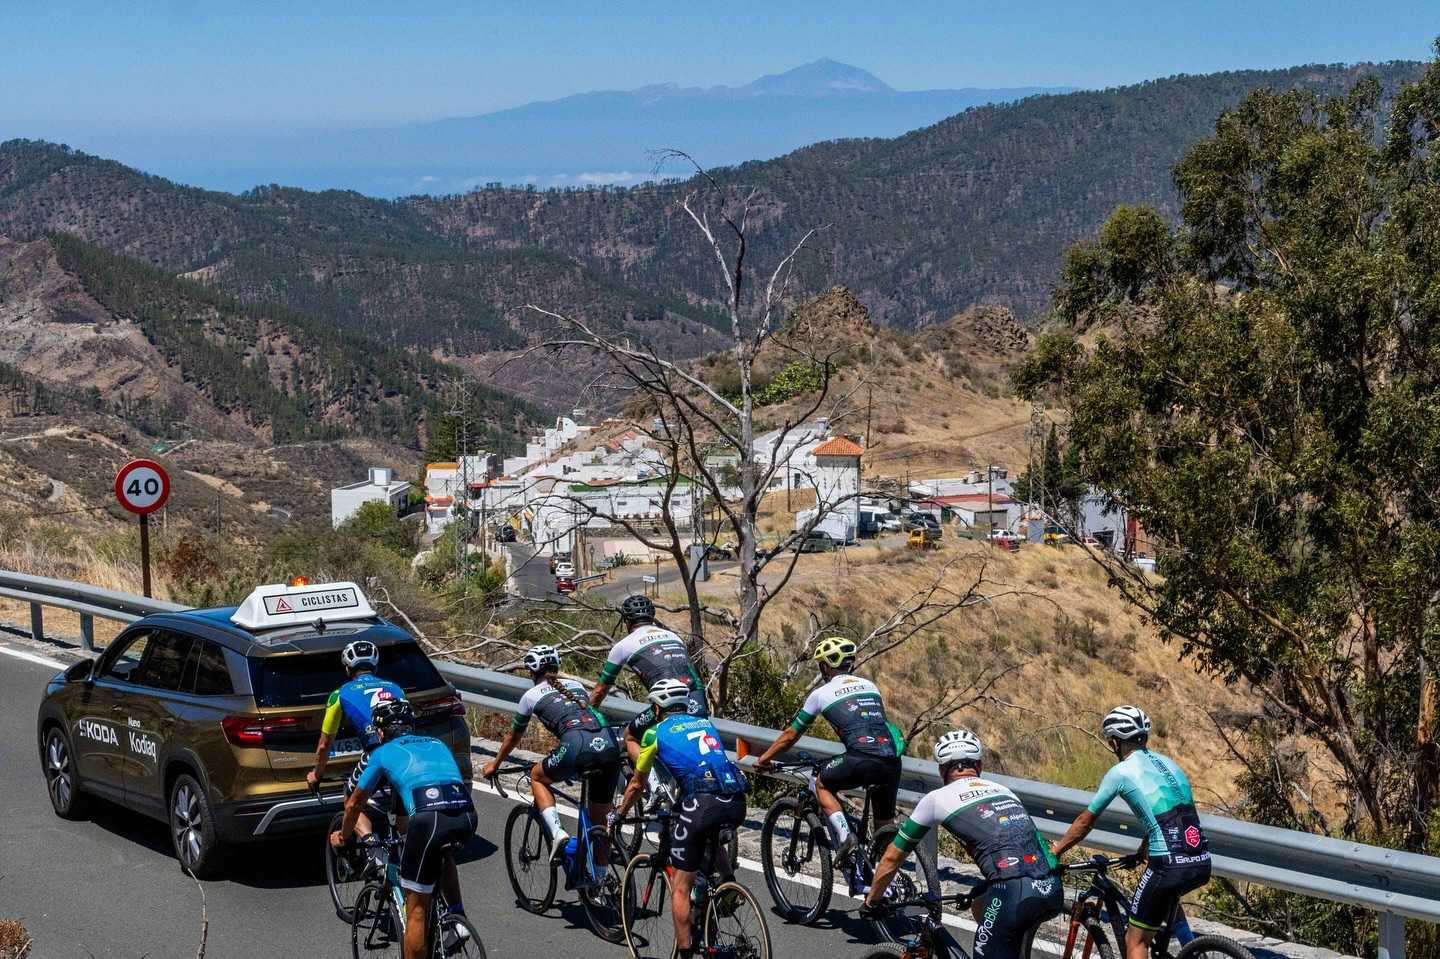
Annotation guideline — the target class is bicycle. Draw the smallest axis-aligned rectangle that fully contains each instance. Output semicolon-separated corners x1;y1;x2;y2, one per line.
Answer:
620;794;771;959
493;763;628;944
759;755;937;933
315;774;391;924
1058;854;1254;959
348;832;486;958
860;886;1014;959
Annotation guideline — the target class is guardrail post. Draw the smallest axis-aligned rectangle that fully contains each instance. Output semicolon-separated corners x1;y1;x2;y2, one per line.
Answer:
29;602;44;644
1378;912;1405;959
79;613;94;653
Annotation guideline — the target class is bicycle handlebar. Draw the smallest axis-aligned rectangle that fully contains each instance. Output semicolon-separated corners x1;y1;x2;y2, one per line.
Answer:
1060;852;1145;874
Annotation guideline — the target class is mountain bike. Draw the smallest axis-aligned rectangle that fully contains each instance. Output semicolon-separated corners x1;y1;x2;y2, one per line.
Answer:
1058;854;1254;959
348;833;486;958
759;754;936;937
620;795;771;959
860;885;1021;959
494;763;628;943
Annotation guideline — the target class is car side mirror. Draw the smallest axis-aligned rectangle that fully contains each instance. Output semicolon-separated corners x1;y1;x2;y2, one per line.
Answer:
64;659;95;684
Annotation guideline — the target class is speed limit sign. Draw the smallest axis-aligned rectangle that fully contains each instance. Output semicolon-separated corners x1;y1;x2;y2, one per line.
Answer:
114;459;170;515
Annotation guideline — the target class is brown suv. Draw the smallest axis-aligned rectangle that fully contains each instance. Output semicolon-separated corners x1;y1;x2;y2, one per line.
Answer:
35;591;471;878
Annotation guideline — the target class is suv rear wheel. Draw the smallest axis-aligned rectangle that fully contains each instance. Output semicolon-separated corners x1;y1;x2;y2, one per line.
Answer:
43;725;89;820
170;772;225;879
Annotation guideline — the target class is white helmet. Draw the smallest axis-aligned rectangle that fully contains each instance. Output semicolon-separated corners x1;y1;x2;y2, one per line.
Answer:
1102;705;1152;742
648;678;692;711
934;729;983;767
522;645;560;674
341;640;380;672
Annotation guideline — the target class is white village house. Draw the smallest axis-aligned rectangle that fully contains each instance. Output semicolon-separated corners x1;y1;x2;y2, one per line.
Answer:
329;467;412;529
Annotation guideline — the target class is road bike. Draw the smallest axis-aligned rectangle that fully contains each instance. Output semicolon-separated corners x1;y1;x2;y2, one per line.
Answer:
1057;854;1254;959
620;794;771;959
759;754;936;937
316;774;392;924
348;832;486;959
494;762;628;943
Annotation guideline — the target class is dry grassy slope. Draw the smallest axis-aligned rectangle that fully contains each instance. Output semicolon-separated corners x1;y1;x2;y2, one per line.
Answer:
680;539;1251;810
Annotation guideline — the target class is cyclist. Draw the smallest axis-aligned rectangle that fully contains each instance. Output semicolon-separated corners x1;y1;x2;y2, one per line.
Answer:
331;700;476;959
591;594;708;717
1050;705;1211;959
754;636;903;881
308;640;403;842
480;644;623;866
613;679;748;959
864;730;1062;958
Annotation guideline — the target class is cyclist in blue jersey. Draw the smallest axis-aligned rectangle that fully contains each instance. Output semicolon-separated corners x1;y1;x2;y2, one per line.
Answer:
332;699;476;959
1051;705;1210;959
308;641;404;842
613;679;748;959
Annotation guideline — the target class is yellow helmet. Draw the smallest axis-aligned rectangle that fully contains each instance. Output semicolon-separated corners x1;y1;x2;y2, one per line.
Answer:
813;636;857;669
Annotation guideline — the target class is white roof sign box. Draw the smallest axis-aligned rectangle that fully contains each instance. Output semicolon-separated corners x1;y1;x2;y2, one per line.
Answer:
230;581;377;630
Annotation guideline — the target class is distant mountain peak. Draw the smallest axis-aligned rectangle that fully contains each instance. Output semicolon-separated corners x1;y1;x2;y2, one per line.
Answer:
743;58;894;97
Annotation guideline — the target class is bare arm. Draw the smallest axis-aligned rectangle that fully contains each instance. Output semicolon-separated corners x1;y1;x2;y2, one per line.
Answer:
334;786;371;845
480;728;524;779
754;727;801;770
589;682;611;707
615;770;646;820
864;843;909;907
309;732;334;785
1049;809;1097;858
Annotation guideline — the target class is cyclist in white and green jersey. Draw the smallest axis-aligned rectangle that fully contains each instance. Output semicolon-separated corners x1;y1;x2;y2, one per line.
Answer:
864;729;1062;959
1051;705;1211;959
591;594;707;717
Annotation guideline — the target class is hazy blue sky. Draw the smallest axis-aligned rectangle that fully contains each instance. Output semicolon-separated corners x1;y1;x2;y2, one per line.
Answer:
3;0;1437;134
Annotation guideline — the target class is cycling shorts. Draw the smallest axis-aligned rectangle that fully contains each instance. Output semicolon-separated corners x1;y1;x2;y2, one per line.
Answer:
1129;858;1211;931
541;728;623;800
670;792;745;872
972;875;1065;959
817;752;902;822
399;807;477;895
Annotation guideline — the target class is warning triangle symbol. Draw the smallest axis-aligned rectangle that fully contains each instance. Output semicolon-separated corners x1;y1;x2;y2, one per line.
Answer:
274;597;294;613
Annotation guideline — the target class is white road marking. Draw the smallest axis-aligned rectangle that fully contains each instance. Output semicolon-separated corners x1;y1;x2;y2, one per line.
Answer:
470;778;1064;954
0;645;66;670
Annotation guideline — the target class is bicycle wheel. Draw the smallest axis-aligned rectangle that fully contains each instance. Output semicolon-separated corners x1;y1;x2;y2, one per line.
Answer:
351;883;404;959
326;812;369;923
759;797;832;924
703;880;772;959
859;948;908;959
1176;935;1255;959
504;804;557;914
437;912;488;959
581;829;627;944
622;852;677;959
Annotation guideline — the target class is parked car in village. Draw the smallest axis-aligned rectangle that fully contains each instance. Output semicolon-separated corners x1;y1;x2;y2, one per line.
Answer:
798;530;841;553
555;575;577;594
989;529;1022;551
495;525;517;544
903;512;941;533
554;561;576;578
1132;554;1158;574
907;529;940;550
876;513;904;533
704;543;736;561
548;551;572;574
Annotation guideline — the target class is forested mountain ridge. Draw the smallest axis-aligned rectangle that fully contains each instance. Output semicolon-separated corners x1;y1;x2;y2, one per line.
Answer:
0;233;535;447
0;60;1422;351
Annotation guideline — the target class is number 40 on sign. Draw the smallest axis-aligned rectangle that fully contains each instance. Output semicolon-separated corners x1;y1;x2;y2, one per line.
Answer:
114;459;170;597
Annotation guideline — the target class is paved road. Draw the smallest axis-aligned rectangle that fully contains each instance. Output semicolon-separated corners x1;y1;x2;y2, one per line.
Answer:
0;645;888;959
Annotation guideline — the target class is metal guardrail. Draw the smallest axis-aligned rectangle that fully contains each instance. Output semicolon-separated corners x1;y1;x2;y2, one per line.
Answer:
0;569;1430;958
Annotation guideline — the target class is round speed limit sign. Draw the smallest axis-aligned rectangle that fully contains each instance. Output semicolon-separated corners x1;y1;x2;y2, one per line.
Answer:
114;459;171;515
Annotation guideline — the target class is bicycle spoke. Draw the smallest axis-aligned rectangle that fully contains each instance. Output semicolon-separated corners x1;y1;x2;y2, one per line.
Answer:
623;855;677;959
705;881;772;959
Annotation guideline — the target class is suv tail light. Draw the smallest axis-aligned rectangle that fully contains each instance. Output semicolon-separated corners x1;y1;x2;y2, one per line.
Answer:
221;714;304;748
416;692;466;719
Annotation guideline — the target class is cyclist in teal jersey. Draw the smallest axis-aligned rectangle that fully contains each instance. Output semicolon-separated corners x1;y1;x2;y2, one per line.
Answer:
1051;705;1210;959
332;700;475;959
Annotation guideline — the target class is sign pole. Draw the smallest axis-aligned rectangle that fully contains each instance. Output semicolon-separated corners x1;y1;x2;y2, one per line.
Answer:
139;513;152;598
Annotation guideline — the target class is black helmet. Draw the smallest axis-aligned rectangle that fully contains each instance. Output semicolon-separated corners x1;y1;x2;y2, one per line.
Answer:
371;699;415;730
619;594;655;623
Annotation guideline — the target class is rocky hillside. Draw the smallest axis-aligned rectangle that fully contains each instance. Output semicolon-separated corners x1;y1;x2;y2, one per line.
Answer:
0;61;1422;346
0;233;533;448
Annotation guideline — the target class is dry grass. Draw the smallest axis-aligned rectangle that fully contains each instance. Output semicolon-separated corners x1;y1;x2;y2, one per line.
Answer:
0;919;31;959
682;540;1253;809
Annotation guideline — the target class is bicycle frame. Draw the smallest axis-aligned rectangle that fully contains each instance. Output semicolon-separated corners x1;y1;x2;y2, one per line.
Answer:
1063;858;1180;959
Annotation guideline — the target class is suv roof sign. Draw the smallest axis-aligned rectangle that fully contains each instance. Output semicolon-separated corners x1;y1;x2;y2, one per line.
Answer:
230;581;377;631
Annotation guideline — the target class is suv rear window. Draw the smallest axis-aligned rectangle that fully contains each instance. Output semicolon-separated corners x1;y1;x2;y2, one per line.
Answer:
249;642;445;708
